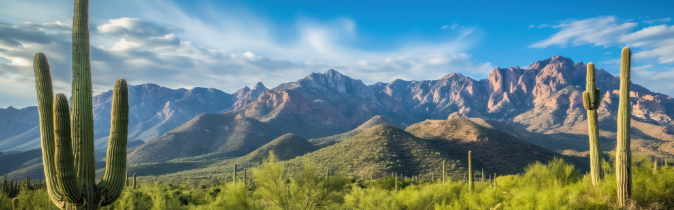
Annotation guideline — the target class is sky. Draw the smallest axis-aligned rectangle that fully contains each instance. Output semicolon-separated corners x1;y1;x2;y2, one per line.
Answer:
1;0;673;108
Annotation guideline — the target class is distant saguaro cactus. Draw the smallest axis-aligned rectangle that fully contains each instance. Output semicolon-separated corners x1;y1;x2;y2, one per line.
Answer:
616;47;632;207
133;173;137;189
468;151;474;191
25;176;30;191
654;158;658;173
583;62;604;187
442;160;446;186
234;163;238;185
2;174;20;198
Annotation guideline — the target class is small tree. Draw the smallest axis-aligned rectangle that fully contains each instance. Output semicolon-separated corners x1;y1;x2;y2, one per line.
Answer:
253;151;291;209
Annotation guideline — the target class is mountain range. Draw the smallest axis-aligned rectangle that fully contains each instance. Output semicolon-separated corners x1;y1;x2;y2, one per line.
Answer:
2;55;673;179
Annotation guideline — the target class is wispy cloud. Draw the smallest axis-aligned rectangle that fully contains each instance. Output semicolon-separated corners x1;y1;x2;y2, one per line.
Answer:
0;0;492;108
642;18;671;24
528;16;637;48
530;16;674;64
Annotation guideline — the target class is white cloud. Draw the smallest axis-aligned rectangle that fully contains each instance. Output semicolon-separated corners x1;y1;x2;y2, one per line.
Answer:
0;0;491;108
529;25;535;28
528;16;637;48
632;67;674;95
642;18;671;24
531;16;674;65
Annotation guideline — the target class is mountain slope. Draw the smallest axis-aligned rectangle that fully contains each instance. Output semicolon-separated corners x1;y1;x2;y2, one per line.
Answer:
127;113;286;164
0;83;234;152
128;133;318;177
406;118;581;173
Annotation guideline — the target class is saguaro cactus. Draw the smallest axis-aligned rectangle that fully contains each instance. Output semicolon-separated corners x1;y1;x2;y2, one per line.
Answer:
616;47;632;207
583;62;603;187
133;174;137;190
33;0;128;209
25;176;30;191
653;158;658;173
12;198;19;210
468;151;474;191
442;160;446;186
234;164;237;185
126;171;129;187
2;174;20;198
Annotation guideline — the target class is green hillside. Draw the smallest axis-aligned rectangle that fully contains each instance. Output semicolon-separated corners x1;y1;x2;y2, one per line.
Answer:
309;115;406;148
286;124;467;179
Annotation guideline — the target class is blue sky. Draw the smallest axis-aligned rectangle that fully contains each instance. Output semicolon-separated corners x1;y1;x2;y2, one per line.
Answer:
1;0;673;108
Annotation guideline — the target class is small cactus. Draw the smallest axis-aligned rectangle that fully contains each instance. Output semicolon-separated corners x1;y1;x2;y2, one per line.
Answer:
234;163;237;185
12;197;19;210
468;151;474;191
442;160;446;186
25;175;30;191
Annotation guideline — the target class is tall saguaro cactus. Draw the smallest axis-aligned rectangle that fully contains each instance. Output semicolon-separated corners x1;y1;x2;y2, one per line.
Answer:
33;0;128;209
468;151;473;191
583;62;603;187
616;47;632;207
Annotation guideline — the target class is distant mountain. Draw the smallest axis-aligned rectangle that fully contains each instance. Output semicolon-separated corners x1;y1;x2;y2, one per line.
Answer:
0;83;234;152
0;106;39;152
3;55;674;172
122;55;674;165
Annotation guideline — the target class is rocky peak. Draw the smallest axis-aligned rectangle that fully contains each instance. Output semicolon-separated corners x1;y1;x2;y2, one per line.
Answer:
233;82;270;108
253;82;268;91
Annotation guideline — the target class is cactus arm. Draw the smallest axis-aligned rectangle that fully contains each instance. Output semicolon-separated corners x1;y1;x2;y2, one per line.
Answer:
97;79;129;206
583;62;603;187
582;91;592;110
54;94;83;203
33;52;66;208
616;47;632;207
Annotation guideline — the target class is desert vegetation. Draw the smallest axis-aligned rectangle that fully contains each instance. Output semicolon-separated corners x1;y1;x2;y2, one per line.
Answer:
2;152;674;210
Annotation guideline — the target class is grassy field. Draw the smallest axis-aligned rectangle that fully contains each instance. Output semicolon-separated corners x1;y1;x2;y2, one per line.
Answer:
2;152;673;210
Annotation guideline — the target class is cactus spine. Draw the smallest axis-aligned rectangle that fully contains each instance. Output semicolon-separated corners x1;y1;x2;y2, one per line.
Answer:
468;151;473;191
616;47;632;207
583;62;604;187
33;0;129;209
